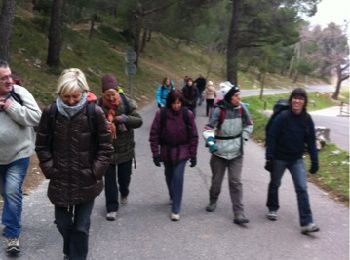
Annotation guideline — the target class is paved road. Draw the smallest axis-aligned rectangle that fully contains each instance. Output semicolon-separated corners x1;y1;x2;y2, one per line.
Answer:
1;103;348;260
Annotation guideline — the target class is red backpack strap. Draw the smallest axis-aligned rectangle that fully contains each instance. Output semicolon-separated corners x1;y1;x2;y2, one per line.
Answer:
217;107;226;130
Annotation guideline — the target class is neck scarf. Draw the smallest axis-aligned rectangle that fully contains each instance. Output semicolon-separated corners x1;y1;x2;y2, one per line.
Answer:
102;97;118;139
56;92;88;119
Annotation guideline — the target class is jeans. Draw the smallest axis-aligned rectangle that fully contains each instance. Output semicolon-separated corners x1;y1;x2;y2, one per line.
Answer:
266;159;313;226
164;161;186;214
206;99;214;117
55;200;95;260
0;157;29;238
209;155;244;215
104;161;132;212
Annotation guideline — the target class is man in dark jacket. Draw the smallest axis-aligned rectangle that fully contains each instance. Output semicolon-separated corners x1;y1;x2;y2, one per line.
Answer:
265;88;320;234
194;74;206;106
99;74;143;221
182;77;199;117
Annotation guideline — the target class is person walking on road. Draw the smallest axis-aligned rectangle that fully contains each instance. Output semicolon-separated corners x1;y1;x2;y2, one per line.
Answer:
203;82;253;225
98;74;143;221
149;90;198;221
182;77;199;117
204;80;216;117
156;77;174;108
0;59;41;255
265;88;320;234
194;74;206;106
35;68;113;260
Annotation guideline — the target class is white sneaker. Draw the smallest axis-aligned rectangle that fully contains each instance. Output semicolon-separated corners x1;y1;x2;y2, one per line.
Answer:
121;197;128;205
170;213;180;221
106;211;117;221
266;211;278;221
301;223;320;234
6;238;20;255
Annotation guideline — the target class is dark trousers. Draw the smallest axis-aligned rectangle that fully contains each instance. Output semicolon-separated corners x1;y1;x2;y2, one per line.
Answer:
55;200;94;260
164;161;186;214
206;99;214;116
266;159;313;226
104;161;132;212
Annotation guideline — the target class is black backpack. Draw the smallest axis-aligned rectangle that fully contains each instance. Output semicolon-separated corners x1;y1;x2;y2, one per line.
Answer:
265;99;289;140
159;107;192;145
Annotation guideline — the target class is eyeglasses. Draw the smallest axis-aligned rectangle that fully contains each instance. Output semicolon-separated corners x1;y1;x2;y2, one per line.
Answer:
0;75;12;82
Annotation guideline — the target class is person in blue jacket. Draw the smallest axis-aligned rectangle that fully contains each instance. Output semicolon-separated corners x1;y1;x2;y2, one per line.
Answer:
156;77;174;108
265;88;320;234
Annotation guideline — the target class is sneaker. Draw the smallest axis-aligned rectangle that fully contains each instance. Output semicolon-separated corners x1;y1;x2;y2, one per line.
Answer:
206;202;217;212
121;197;128;205
301;223;320;234
6;238;20;255
106;211;117;221
170;213;180;221
266;211;278;221
233;214;250;225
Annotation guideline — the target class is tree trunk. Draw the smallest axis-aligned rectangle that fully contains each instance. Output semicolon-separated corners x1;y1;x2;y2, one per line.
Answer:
47;0;63;67
332;64;350;100
226;0;240;85
259;73;265;100
89;12;97;39
140;28;147;53
0;0;16;61
146;29;151;42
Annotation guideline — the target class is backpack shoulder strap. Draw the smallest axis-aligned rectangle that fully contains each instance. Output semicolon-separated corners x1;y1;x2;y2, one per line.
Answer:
217;107;226;130
120;93;130;115
86;102;97;134
10;88;23;106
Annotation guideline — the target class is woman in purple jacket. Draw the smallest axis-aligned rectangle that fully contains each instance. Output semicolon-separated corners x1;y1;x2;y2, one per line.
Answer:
149;90;198;221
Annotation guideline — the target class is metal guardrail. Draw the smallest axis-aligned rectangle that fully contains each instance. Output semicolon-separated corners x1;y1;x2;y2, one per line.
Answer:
339;102;349;116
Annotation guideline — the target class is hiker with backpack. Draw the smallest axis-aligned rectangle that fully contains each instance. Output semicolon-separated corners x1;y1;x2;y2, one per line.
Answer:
149;90;199;221
265;88;320;234
0;59;41;255
156;77;175;108
35;68;113;260
182;77;199;117
203;83;253;225
98;74;143;221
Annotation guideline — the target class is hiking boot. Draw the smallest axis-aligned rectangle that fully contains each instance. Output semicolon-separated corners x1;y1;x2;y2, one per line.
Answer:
121;197;128;205
206;202;217;212
233;214;250;225
6;238;20;255
106;211;117;221
301;223;320;234
170;213;180;221
266;210;278;221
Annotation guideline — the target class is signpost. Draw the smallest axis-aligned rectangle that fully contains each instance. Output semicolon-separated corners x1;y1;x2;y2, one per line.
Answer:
125;50;137;97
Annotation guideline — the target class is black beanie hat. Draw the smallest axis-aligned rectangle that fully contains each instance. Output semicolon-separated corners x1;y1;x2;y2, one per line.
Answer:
224;84;240;103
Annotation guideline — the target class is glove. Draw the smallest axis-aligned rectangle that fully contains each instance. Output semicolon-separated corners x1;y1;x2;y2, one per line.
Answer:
115;114;128;124
153;155;161;167
264;160;274;172
190;157;197;167
209;144;218;153
207;136;218;154
309;163;319;174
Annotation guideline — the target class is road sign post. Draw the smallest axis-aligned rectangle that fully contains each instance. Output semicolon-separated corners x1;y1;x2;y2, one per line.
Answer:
125;50;137;97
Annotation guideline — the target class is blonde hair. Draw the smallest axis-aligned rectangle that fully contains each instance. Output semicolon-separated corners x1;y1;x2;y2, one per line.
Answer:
57;68;89;95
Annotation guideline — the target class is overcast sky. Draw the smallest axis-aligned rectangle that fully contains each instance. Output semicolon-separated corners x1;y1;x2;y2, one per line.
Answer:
307;0;349;29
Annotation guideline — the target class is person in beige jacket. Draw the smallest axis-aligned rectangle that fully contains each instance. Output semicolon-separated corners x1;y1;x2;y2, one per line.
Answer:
204;80;216;116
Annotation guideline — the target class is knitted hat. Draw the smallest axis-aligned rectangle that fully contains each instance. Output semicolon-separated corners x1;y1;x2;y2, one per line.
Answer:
224;83;240;103
101;74;118;92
